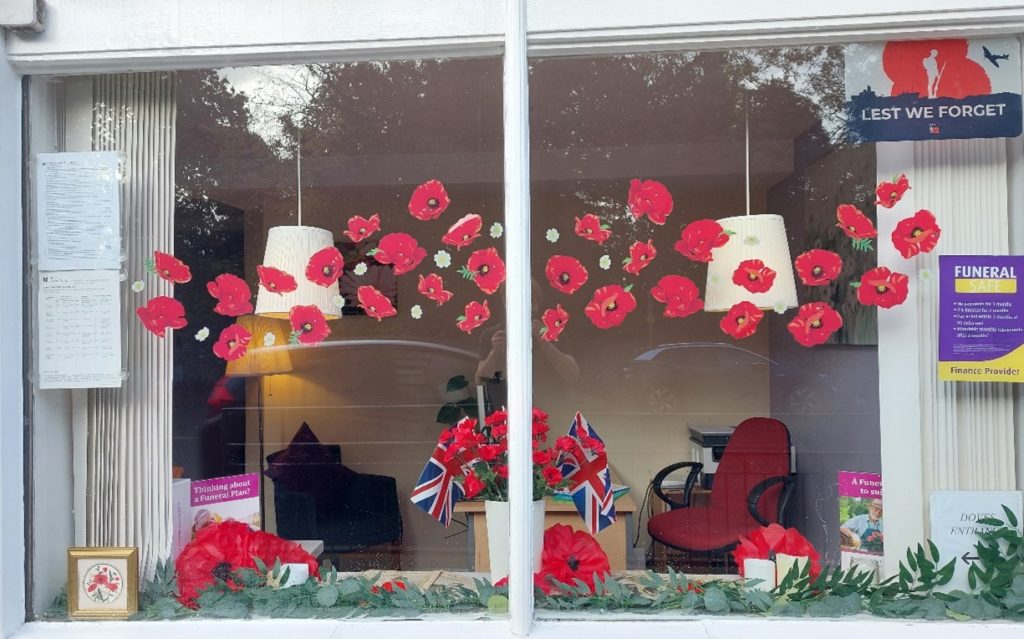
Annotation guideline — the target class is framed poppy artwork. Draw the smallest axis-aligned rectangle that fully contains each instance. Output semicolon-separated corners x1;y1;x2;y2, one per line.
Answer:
335;240;398;317
66;547;138;619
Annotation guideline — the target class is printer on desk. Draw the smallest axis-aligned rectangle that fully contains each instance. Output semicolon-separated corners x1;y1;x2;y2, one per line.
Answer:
688;423;796;489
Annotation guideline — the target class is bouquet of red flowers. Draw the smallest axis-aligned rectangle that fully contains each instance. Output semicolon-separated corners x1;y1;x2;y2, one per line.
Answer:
732;523;822;580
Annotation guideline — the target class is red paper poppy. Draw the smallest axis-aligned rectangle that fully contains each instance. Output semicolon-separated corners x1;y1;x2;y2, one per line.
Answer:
891;209;941;259
856;267;909;309
464;247;506;295
287;304;332;344
305;246;344;287
674;219;730;262
794;249;843;286
355;286;397;322
374;232;427;275
787;302;844;347
584;284;637;329
442;213;483;250
462;472;485;500
627;179;673;225
732;523;821;580
257;265;298;295
457;300;491;334
136;296;188;337
408;179;450;221
623;240;657;275
732;259;777;293
417;273;453;306
370;580;408;595
343;213;381;243
545;255;589;295
212;323;252;361
153;251;192;284
836;204;878;240
542;466;564;487
535;524;611;595
206;274;253;317
573;213;612;245
875;174;910;209
650;275;703;318
719;301;764;340
540;304;569;342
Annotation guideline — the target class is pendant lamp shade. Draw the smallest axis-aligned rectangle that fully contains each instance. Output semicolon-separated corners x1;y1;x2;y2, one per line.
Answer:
255;225;341;320
703;214;798;312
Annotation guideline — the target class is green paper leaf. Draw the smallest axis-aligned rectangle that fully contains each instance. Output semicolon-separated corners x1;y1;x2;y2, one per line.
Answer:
703;587;729;613
623;284;633;293
458;266;476;281
1002;504;1018;527
486;595;508;613
316;585;339;608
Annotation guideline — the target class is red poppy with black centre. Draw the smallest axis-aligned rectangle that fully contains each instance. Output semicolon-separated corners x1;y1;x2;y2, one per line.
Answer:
257;265;298;295
875;174;910;209
374;232;428;275
457;300;491;334
623;240;657;275
650;275;703;318
732;258;777;293
719;301;764;340
573;213;612;245
540;304;569;342
627;178;673;225
787;302;843;347
305;246;344;287
584;284;637;329
212;323;252;361
856;267;909;308
545;255;588;295
408;179;451;221
794;249;843;286
891;209;941;259
343;213;381;243
417;273;453;306
288;304;332;343
673;219;730;262
534;524;611;595
356;286;397;322
835;204;878;240
153;251;192;284
442;213;483;250
136;296;188;337
207;273;253;317
466;247;506;295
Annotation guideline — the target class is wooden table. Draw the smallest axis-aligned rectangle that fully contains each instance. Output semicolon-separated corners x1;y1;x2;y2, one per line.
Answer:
454;494;637;571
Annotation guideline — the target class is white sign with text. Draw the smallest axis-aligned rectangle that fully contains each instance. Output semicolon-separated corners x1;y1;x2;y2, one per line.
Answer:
930;490;1022;591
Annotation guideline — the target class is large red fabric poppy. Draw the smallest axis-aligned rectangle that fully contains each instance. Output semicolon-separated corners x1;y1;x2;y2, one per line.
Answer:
574;214;612;245
835;204;878;240
627;179;673;225
787;302;843;347
891;209;941;259
136;296;188;337
374;233;427;275
856;267;909;308
153;251;192;284
794;249;843;286
732;259;777;293
356;286;397;322
584;284;637;329
343;213;381;243
875;174;910;209
674;219;730;262
212;323;253;361
732;523;821;580
417;273;453;306
257;265;298;295
623;240;657;275
535;524;611;595
408;179;451;221
650;275;703;318
719;301;764;340
540;304;569;342
442;213;483;250
289;304;332;343
457;300;491;334
465;247;506;295
207;273;253;317
305;246;344;287
545;255;589;295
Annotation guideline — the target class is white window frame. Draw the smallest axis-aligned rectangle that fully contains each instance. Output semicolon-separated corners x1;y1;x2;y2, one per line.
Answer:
5;1;1024;637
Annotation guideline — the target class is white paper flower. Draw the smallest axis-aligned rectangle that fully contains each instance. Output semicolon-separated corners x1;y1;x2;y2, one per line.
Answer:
194;327;209;342
263;332;276;348
773;300;789;315
353;262;368;276
332;294;346;309
744;235;760;247
599;255;611;270
131;280;145;293
434;250;452;269
919;268;933;281
489;222;504;239
410;304;423;320
546;228;560;243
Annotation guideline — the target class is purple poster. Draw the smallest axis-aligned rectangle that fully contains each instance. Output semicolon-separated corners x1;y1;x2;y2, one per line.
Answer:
939;255;1024;382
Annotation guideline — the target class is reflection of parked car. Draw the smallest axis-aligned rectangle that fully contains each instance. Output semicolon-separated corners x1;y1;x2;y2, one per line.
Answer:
617;343;775;414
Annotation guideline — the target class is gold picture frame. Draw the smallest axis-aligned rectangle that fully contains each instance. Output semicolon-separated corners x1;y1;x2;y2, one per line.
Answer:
66;547;138;619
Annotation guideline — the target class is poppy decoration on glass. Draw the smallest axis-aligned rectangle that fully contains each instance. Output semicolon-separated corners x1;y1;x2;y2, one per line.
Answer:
573;213;612;245
136;296;188;337
540;304;569;342
417;273;454;306
408;179;451;221
442;213;483;250
836;204;878;251
371;232;428;275
342;213;381;243
732;258;777;294
875;174;910;209
854;266;910;309
212;323;252;361
673;219;730;262
627;178;673;225
794;249;843;286
305;246;344;287
650;275;704;319
288;304;332;344
719;300;764;340
459;247;506;295
355;286;397;322
148;251;192;284
457;300;491;334
545;255;589;295
622;239;657;275
533;524;612;595
206;273;253;317
584;284;637;329
256;265;298;295
891;209;941;259
787;302;844;347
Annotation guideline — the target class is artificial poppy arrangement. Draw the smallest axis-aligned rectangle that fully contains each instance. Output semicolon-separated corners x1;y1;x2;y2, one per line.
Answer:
731;523;822;581
495;524;612;595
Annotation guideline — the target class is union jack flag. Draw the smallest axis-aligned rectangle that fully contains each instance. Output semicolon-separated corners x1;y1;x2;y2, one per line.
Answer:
557;411;616;535
410;438;479;527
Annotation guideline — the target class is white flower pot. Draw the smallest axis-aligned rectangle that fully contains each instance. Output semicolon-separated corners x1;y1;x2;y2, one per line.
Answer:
484;499;545;584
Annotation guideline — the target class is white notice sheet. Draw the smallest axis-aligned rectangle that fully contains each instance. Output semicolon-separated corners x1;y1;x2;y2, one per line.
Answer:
36;152;121;271
38;270;122;389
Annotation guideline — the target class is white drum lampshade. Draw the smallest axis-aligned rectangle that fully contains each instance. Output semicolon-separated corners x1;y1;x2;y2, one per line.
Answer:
255;225;342;320
703;214;798;312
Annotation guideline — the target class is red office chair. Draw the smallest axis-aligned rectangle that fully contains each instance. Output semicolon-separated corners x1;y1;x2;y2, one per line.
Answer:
647;417;795;565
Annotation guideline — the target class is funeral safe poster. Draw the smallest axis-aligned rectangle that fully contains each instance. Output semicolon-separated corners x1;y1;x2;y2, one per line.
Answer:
939;255;1024;382
845;37;1022;142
